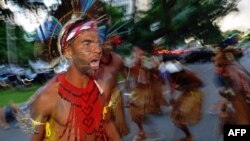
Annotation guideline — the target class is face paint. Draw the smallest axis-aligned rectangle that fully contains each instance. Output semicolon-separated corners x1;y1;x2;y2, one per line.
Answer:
68;31;102;75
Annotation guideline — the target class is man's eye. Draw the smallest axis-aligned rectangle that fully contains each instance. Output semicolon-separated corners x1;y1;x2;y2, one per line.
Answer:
83;41;91;46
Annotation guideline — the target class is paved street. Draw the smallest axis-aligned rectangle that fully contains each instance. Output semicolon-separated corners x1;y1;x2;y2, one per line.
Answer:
1;48;250;141
123;61;222;141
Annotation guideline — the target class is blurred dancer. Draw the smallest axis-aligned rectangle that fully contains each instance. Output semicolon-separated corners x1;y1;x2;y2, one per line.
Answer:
95;34;130;138
158;56;175;104
0;104;19;129
213;50;250;125
166;61;203;141
126;46;167;141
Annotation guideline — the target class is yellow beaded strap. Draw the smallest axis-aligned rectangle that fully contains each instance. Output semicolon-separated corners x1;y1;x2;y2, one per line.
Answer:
30;118;46;126
30;118;51;137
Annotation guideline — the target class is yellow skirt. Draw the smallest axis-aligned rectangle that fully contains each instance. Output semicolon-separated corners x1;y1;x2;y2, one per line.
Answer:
109;87;130;137
148;81;168;114
129;83;168;121
171;89;203;125
129;85;149;123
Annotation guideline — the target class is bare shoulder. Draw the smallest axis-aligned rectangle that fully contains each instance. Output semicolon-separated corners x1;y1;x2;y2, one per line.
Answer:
29;76;59;116
111;52;123;66
33;77;58;101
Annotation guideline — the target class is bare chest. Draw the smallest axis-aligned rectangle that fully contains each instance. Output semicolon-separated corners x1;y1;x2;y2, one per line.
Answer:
51;98;71;125
46;99;99;139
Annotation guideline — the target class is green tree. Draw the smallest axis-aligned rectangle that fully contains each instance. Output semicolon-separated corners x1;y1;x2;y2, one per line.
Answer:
129;0;240;48
0;21;7;63
0;20;35;65
15;27;35;65
104;3;124;24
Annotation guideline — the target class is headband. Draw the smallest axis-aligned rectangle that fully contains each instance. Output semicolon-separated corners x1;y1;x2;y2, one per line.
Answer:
61;20;98;49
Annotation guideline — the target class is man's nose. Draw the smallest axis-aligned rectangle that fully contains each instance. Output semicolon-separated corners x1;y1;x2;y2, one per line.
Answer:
91;43;102;55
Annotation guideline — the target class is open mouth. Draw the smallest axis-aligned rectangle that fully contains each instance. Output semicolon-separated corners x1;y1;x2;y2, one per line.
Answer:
89;59;100;69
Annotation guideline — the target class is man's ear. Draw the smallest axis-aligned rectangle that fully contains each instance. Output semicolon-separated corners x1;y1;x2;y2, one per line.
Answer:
63;47;72;59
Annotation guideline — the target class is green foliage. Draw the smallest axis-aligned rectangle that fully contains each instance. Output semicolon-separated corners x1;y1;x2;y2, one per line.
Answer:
115;42;133;57
171;6;197;29
129;0;240;48
15;27;36;65
104;4;124;24
0;21;7;63
0;20;35;65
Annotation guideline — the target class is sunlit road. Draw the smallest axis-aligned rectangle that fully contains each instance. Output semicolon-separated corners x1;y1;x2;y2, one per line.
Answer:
1;48;250;141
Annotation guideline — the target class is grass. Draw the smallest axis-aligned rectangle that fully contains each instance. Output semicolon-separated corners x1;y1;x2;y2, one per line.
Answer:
0;76;125;107
0;85;41;107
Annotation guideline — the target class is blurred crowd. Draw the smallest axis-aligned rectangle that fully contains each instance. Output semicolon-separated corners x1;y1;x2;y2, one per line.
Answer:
0;11;249;140
1;40;250;141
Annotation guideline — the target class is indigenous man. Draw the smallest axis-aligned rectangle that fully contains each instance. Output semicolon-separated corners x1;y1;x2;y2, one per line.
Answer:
213;50;250;125
95;35;129;138
20;16;120;141
127;46;167;141
166;61;204;141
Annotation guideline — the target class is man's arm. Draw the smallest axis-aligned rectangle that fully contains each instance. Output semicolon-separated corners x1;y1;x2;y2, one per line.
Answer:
27;86;53;141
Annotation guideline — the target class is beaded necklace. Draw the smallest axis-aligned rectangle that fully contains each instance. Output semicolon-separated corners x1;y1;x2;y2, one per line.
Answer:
57;73;106;140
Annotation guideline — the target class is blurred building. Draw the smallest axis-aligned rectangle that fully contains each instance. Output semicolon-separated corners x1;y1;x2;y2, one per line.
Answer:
102;0;152;20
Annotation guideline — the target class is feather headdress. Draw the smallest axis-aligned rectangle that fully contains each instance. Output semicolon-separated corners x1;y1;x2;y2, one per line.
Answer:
48;0;107;58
